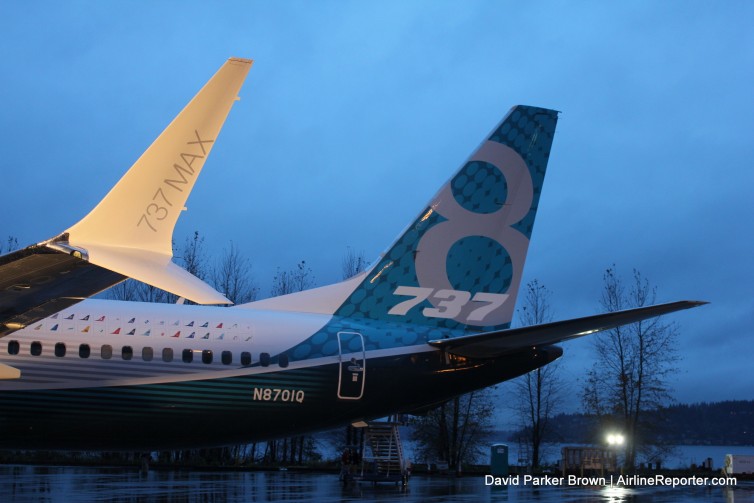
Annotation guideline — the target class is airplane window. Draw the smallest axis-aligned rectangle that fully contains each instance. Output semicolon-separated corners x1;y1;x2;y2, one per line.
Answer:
101;345;112;360
240;352;251;366
260;352;270;367
162;348;173;362
202;350;213;364
122;346;133;361
55;343;66;358
79;344;90;358
279;354;289;368
182;349;193;363
7;340;19;355
30;341;42;356
142;347;153;361
221;351;232;365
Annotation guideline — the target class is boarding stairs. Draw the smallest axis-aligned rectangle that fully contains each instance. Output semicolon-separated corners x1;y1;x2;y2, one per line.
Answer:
359;421;408;485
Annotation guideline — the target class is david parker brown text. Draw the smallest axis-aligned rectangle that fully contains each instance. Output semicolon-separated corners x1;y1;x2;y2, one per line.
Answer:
485;474;738;487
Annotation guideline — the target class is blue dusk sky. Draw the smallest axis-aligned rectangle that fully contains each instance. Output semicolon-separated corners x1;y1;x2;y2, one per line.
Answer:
0;1;752;413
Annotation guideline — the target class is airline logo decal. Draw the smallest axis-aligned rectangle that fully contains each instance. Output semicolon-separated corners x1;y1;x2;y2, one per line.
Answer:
25;314;250;341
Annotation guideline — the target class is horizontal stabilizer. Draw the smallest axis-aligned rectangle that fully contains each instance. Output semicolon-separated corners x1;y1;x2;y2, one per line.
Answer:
429;300;707;358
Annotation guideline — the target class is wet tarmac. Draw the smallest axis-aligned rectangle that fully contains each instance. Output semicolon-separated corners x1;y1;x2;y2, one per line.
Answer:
0;465;752;502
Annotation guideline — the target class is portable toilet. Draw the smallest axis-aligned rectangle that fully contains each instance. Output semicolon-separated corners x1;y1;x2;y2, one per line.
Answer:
491;444;509;477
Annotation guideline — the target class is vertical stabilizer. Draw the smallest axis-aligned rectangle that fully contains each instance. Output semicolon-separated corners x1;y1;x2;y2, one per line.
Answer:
334;105;559;331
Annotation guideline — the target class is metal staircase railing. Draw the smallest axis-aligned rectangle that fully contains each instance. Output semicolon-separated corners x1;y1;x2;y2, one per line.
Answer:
360;421;406;482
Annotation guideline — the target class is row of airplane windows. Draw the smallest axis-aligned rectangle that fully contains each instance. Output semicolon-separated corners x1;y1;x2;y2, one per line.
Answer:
4;340;289;368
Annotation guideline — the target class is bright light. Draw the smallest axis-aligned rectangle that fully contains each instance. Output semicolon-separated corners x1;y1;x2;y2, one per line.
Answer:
606;433;625;446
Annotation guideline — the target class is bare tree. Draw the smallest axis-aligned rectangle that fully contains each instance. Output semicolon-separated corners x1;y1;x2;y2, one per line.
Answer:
582;266;679;469
212;242;258;304
412;388;496;473
107;279;140;301
180;231;208;281
107;278;170;303
342;247;367;279
271;260;315;297
1;236;18;254
510;280;564;469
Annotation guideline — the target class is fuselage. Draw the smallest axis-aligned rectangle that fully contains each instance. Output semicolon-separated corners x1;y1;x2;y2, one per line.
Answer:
0;69;702;457
0;101;567;450
0;298;559;450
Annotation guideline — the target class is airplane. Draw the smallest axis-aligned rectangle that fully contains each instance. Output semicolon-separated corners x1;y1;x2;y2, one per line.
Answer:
0;58;705;450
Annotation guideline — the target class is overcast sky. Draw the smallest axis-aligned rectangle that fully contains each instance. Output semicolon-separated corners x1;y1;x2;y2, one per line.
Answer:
1;1;752;412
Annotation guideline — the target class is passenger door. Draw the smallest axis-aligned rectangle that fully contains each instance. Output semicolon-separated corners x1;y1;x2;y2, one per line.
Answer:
337;331;366;400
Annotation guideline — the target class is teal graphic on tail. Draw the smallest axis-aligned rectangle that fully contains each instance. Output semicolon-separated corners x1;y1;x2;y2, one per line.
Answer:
335;105;559;332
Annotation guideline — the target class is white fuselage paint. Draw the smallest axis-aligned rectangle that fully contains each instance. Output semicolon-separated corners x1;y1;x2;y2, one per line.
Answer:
0;298;438;392
0;299;329;391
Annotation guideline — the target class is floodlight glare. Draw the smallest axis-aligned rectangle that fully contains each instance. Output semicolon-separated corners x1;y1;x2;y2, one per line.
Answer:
606;433;625;446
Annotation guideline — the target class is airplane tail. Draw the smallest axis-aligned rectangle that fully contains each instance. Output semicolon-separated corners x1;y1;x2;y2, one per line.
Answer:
335;105;559;331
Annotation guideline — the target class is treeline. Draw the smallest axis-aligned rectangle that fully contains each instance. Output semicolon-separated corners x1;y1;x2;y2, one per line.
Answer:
659;401;754;445
540;400;754;446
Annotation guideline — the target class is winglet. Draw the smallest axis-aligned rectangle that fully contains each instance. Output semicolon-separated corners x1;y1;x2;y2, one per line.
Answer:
54;58;253;304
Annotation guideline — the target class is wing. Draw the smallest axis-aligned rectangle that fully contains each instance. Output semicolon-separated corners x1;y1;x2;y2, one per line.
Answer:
0;57;253;338
428;300;707;358
0;245;124;337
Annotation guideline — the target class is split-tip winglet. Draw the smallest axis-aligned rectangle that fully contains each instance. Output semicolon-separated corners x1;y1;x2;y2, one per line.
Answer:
55;58;254;305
